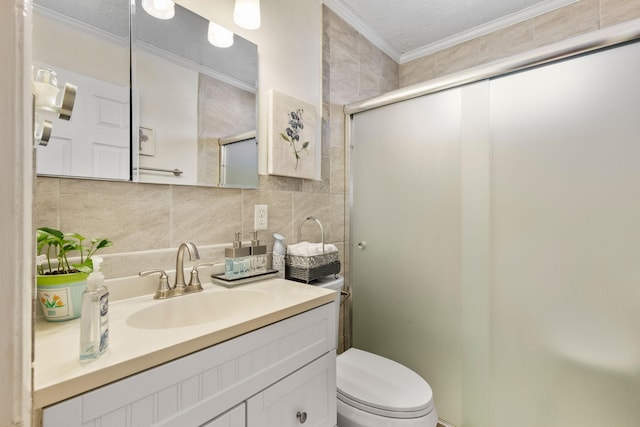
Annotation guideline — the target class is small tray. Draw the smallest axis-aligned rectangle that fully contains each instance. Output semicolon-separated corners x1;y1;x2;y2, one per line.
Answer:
211;269;279;287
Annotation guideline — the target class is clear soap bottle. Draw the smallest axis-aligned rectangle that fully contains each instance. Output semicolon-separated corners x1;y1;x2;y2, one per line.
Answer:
272;233;286;278
80;256;110;361
225;232;251;279
250;231;267;274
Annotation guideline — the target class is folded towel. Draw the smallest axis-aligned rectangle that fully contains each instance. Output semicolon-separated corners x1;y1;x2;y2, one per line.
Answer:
287;241;338;257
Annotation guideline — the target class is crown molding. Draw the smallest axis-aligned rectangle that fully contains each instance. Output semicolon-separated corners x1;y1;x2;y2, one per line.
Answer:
400;0;579;63
33;4;129;46
322;0;401;62
136;41;256;93
323;0;579;65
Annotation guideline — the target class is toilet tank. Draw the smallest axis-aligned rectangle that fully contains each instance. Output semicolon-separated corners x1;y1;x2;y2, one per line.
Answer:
306;275;343;345
313;274;344;293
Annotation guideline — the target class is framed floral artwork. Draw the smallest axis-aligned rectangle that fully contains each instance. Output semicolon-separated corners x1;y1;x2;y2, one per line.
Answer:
267;89;317;179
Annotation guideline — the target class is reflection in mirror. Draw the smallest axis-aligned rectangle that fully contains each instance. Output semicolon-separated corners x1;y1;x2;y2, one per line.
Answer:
133;2;259;187
33;0;259;188
218;131;258;188
33;0;131;181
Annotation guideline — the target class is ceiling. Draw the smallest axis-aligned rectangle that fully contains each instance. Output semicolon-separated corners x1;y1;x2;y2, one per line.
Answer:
323;0;579;63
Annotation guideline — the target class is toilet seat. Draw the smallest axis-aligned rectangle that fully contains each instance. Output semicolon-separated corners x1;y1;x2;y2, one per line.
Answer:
336;348;435;419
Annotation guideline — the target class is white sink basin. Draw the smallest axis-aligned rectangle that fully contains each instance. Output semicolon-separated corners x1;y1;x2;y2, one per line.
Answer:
125;289;272;329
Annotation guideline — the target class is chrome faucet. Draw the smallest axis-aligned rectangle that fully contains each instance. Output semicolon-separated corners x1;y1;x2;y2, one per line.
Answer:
174;241;200;295
139;242;204;299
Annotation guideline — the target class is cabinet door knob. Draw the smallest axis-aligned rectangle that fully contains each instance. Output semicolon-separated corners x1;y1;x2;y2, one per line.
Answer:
357;241;366;249
296;411;308;423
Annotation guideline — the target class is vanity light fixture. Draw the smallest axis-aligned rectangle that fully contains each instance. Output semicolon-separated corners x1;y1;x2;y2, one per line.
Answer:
141;0;175;20
208;21;234;48
33;68;77;120
32;67;77;146
233;0;261;30
33;67;60;112
34;118;53;146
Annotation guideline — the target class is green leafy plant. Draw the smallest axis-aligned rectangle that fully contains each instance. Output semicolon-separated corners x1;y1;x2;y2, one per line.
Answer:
37;227;112;275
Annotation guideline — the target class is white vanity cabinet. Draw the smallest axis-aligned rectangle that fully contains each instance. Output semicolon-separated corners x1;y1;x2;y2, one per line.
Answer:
247;352;335;427
201;404;245;427
41;302;336;427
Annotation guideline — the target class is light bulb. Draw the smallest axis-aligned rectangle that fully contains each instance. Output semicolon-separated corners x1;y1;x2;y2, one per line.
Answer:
208;21;234;48
141;0;175;20
233;0;261;30
153;0;169;9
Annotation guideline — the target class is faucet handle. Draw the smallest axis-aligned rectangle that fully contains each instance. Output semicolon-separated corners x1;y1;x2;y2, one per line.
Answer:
188;262;215;292
139;269;171;299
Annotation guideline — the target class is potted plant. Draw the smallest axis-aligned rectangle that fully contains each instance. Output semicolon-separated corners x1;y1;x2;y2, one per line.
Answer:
36;227;112;322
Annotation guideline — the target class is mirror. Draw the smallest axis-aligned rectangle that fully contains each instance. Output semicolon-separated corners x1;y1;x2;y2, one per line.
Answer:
33;0;132;180
133;1;258;187
33;0;259;188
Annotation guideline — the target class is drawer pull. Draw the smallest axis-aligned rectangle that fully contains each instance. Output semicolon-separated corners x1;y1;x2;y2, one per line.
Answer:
296;411;308;423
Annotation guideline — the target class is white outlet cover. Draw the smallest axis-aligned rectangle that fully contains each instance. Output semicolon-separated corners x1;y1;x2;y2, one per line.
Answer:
254;205;268;230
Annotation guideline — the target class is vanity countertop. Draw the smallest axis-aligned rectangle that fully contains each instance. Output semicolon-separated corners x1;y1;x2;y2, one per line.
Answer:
33;278;335;409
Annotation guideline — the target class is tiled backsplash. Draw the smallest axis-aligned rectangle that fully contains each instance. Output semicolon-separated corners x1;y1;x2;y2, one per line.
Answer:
35;175;343;279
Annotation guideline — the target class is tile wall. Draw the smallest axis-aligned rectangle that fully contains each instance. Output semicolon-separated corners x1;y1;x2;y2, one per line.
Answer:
322;6;400;350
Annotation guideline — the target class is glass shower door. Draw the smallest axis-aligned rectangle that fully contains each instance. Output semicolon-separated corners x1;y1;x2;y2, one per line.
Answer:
350;39;640;427
488;40;640;427
350;87;465;423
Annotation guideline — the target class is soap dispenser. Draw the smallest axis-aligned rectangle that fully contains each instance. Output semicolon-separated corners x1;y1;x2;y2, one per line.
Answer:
79;256;109;361
272;233;286;278
250;231;267;273
225;232;251;279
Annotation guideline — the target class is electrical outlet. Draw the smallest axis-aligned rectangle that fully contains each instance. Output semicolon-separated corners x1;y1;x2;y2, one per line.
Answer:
254;205;268;230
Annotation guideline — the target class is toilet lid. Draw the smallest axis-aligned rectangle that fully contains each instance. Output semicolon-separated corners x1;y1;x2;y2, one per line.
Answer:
336;348;434;419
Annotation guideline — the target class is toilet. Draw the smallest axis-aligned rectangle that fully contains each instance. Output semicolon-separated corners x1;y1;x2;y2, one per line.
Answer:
312;275;438;427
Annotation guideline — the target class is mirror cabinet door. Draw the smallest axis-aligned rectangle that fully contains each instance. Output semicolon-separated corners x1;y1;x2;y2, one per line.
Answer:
33;0;131;181
33;0;259;189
